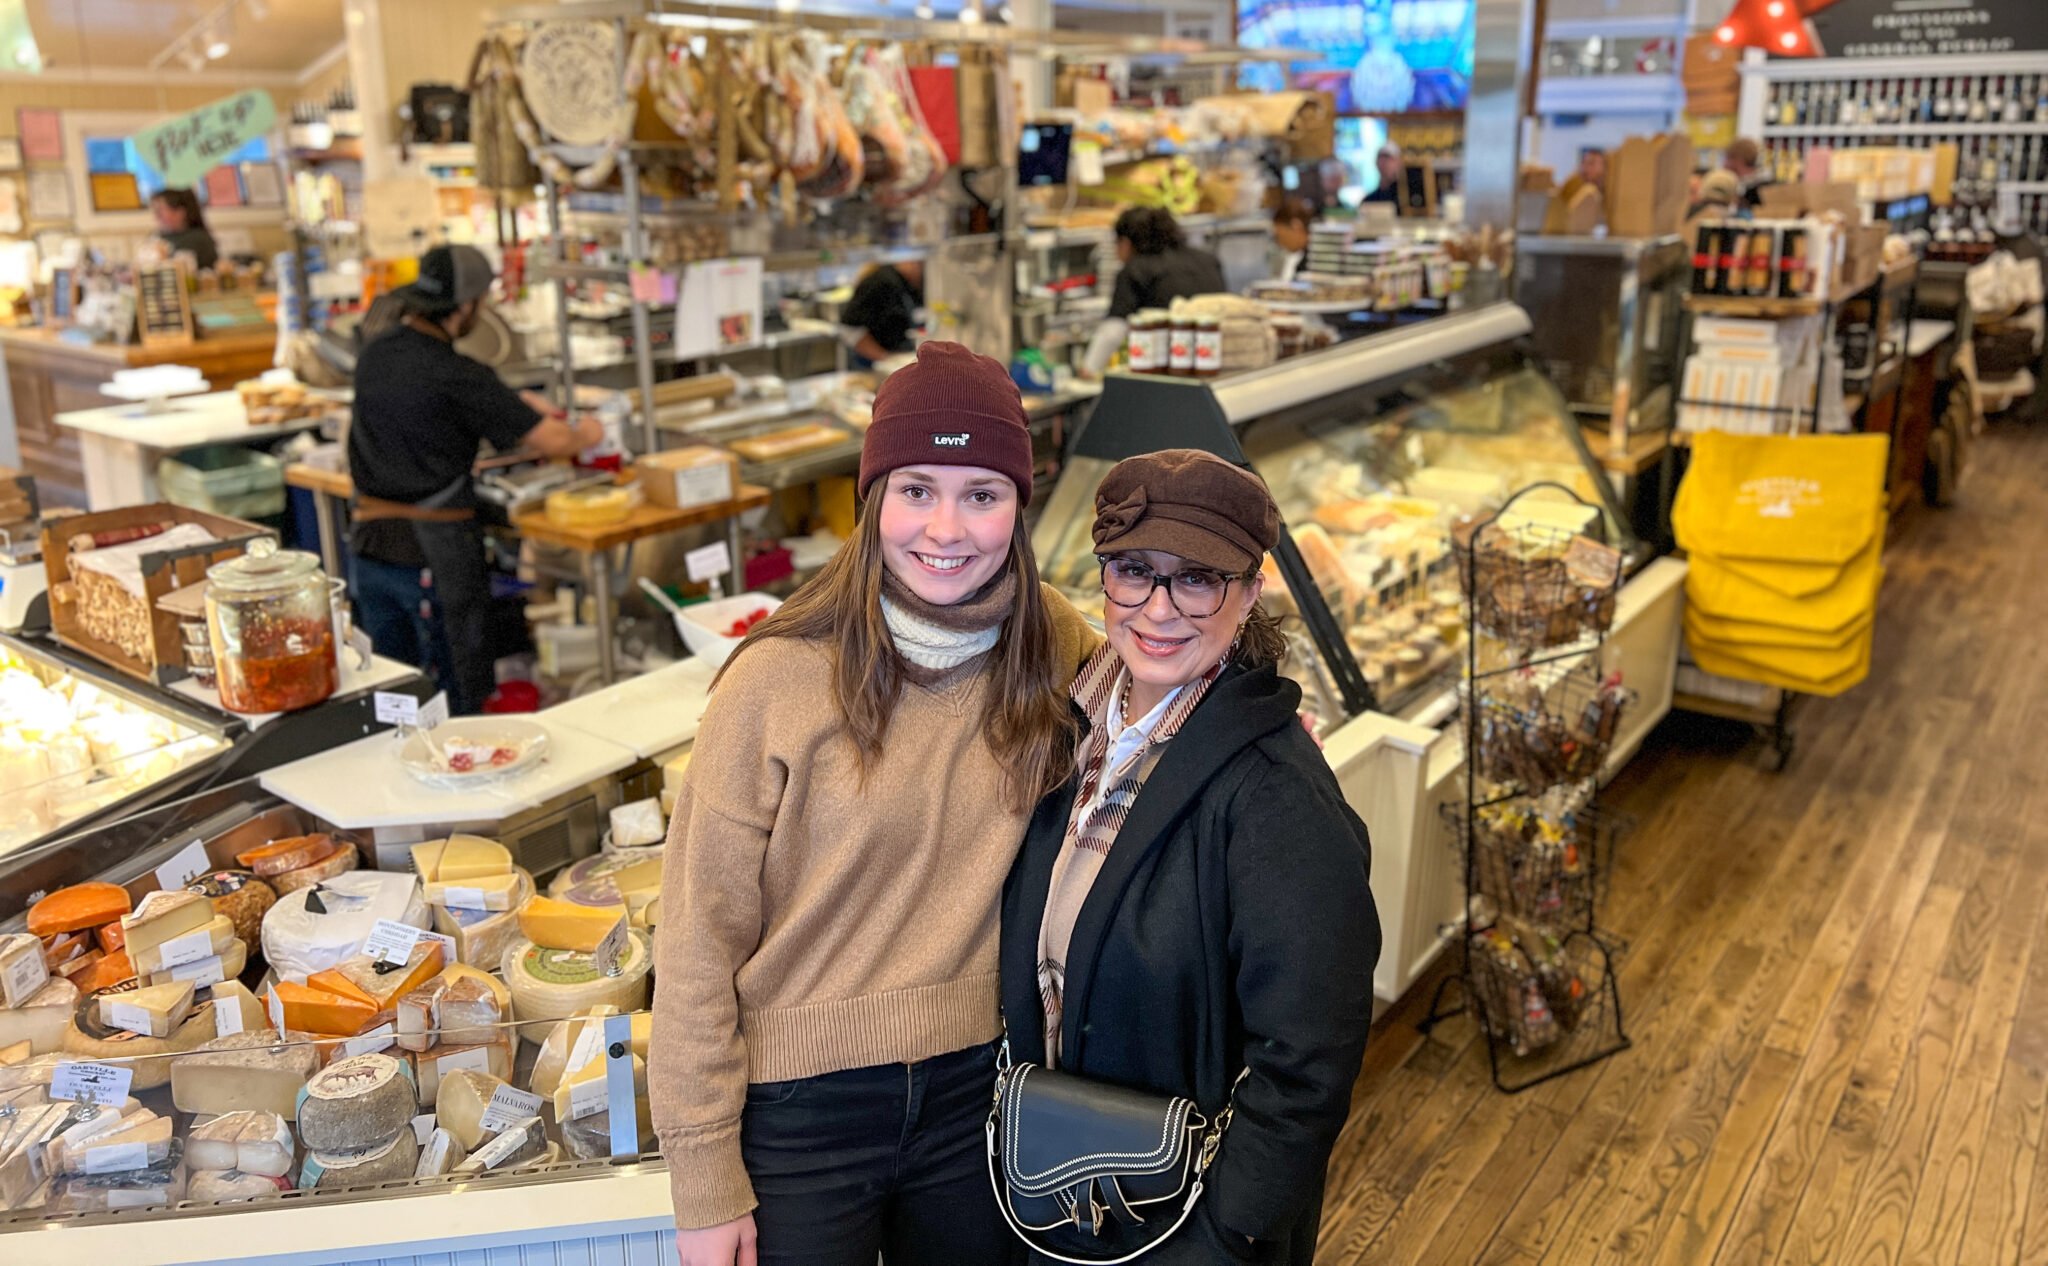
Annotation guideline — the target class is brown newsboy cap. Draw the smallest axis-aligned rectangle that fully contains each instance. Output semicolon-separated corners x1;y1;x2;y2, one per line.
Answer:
1091;449;1280;575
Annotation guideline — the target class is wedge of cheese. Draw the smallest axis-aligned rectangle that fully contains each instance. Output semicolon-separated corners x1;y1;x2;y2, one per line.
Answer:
517;896;624;953
118;891;214;962
97;981;195;1039
0;934;50;1009
51;1111;173;1175
412;1037;515;1108
170;1032;322;1120
422;871;524;912
130;913;234;976
313;940;445;1010
269;981;377;1037
412;835;512;884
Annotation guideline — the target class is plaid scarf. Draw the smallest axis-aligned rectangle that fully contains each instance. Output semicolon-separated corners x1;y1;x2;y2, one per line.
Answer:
1036;643;1221;1066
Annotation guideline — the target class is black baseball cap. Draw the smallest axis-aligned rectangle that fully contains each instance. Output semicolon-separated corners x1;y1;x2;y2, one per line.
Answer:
394;244;494;312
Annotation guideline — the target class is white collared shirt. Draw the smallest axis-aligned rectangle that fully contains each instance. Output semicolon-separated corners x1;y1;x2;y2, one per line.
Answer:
1072;669;1186;827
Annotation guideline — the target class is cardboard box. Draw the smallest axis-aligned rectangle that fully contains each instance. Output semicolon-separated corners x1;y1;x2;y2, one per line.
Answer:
638;446;740;511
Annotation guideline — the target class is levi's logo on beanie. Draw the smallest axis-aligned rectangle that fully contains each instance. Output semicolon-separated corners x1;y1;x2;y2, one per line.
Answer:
932;432;971;448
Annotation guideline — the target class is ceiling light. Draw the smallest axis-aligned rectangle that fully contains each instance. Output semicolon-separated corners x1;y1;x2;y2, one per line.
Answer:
245;0;270;18
997;3;1014;22
775;0;799;11
204;27;231;59
914;1;934;16
178;42;206;71
959;2;983;24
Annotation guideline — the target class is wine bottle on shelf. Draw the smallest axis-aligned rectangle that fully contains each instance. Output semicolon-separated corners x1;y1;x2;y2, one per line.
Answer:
1968;77;1990;123
1828;82;1848;127
1990;76;2008;122
2035;74;2048;124
1941;77;1959;120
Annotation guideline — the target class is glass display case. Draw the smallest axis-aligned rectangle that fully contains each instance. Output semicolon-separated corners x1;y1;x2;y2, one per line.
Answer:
1034;302;1636;729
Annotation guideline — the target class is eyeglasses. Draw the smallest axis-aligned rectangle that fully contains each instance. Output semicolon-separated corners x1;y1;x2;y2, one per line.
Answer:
1099;556;1244;619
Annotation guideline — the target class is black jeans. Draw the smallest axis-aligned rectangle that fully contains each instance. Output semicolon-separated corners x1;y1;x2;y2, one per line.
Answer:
741;1039;1017;1266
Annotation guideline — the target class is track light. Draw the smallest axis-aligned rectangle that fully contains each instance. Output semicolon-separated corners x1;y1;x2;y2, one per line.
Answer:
178;42;206;71
204;20;231;59
914;1;934;16
959;1;983;24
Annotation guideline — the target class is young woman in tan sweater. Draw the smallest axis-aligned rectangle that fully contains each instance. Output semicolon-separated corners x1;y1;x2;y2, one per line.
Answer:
652;342;1096;1266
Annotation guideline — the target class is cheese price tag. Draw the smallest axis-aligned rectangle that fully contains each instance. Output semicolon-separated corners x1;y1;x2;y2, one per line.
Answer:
422;931;459;964
417;692;451;731
83;1141;149;1175
105;1001;154;1037
169;954;227;989
478;1083;544;1134
153;924;217;971
361;919;427;967
343;1022;397;1058
266;986;286;1034
435;1045;495;1077
373;692;420;726
565;1020;606;1076
567;1071;610;1122
593;914;631;979
412;1113;436;1146
152;838;211;892
440;886;488;911
685;541;733;584
214;993;245;1038
51;1061;134;1105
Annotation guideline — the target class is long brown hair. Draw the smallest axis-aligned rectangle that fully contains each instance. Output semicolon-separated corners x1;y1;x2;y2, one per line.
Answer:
716;482;1078;810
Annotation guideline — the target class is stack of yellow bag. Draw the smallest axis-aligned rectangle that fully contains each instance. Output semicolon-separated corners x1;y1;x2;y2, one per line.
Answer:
1672;431;1889;697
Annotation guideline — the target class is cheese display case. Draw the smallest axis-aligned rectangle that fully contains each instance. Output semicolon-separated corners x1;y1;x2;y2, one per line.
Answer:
0;781;684;1262
1033;303;1689;1004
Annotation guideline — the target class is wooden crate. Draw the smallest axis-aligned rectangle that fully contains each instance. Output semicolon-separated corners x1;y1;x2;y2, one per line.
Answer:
42;503;273;687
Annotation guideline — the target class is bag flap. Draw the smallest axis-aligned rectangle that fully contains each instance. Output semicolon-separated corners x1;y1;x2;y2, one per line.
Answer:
1673;432;1890;567
1001;1066;1196;1198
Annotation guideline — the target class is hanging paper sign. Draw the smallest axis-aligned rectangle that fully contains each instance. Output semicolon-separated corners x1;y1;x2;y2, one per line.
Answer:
132;91;277;187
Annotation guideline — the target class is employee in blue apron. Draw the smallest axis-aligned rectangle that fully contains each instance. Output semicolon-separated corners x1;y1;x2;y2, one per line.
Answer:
347;245;601;714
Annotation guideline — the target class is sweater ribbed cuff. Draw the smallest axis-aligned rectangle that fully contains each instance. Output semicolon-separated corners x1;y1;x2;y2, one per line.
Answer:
742;972;1003;1084
658;1126;757;1231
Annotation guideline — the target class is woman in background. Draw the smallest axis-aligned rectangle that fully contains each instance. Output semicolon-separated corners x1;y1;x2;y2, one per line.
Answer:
1083;208;1227;376
149;189;218;271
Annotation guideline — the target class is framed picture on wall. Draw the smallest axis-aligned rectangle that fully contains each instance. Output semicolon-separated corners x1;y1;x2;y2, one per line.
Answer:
25;169;70;220
89;171;142;213
0;138;21;172
242;162;284;208
17;108;60;162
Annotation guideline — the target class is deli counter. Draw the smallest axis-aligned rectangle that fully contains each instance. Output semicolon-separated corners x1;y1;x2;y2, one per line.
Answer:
1033;302;1688;1003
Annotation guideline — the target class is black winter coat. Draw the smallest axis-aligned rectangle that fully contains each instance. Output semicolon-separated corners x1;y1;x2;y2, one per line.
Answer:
999;663;1381;1265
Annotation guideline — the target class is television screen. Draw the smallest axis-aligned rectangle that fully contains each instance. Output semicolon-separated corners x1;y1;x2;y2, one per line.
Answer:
1239;0;1475;115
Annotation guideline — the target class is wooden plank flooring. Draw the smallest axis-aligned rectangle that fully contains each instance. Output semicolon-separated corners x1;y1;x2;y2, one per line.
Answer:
1316;417;2048;1265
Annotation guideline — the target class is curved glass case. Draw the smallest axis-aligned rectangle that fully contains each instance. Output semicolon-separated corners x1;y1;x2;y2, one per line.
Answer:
1033;303;1633;727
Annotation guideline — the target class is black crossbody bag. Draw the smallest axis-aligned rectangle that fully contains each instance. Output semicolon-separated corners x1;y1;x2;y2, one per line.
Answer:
985;1040;1248;1264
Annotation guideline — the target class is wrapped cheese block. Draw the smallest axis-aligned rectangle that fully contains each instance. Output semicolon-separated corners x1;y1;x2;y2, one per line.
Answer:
187;1111;294;1178
189;1169;291;1202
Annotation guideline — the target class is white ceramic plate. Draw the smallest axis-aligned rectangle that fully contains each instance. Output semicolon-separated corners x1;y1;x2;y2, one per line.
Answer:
400;718;550;789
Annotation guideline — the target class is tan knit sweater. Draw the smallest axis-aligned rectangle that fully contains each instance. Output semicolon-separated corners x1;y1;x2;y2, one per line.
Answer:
651;583;1097;1230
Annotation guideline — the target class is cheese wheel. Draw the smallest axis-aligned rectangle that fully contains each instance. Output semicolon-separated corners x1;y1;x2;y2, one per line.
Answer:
185;871;277;952
237;833;340;878
434;1068;511;1151
261;870;428;983
296;1053;417;1154
301;1128;419;1190
270;840;361;896
502;933;652;1039
187;1110;294;1178
27;883;131;938
62;988;219;1089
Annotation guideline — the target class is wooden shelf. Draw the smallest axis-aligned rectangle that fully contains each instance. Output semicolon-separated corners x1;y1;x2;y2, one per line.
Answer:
1684;292;1826;317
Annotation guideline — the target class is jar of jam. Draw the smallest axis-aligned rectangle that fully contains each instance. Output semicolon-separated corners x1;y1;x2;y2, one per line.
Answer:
206;538;339;715
1193;316;1223;378
1168;311;1196;376
1126;311;1161;373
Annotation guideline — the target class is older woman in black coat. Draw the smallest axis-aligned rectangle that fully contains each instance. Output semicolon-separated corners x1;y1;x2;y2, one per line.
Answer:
999;449;1380;1264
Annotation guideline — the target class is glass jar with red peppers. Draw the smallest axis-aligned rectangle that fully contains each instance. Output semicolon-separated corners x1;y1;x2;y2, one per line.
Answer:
205;539;339;715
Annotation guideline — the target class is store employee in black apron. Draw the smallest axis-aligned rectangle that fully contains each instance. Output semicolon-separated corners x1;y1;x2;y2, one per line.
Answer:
348;245;601;715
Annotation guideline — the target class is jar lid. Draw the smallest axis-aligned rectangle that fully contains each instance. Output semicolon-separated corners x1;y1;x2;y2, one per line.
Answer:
207;537;324;592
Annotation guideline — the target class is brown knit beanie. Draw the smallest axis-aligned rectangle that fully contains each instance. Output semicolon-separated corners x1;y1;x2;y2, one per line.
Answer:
857;341;1035;505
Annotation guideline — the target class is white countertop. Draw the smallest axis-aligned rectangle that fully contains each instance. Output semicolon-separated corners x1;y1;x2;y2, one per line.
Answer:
544;657;712;758
258;710;640;829
1908;319;1955;359
167;653;421;730
54;390;332;448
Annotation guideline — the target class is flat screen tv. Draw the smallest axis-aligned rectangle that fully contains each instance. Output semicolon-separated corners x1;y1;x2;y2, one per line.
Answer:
1239;0;1476;115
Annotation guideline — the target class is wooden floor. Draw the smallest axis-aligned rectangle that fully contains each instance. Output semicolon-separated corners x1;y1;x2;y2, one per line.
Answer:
1316;415;2048;1265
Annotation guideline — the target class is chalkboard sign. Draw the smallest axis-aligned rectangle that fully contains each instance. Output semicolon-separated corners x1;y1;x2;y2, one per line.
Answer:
1807;0;2048;57
136;263;194;347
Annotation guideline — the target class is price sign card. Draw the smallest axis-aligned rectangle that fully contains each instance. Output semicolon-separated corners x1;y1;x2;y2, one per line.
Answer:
51;1061;135;1105
360;919;427;967
478;1083;544;1134
153;838;211;892
593;915;631;979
